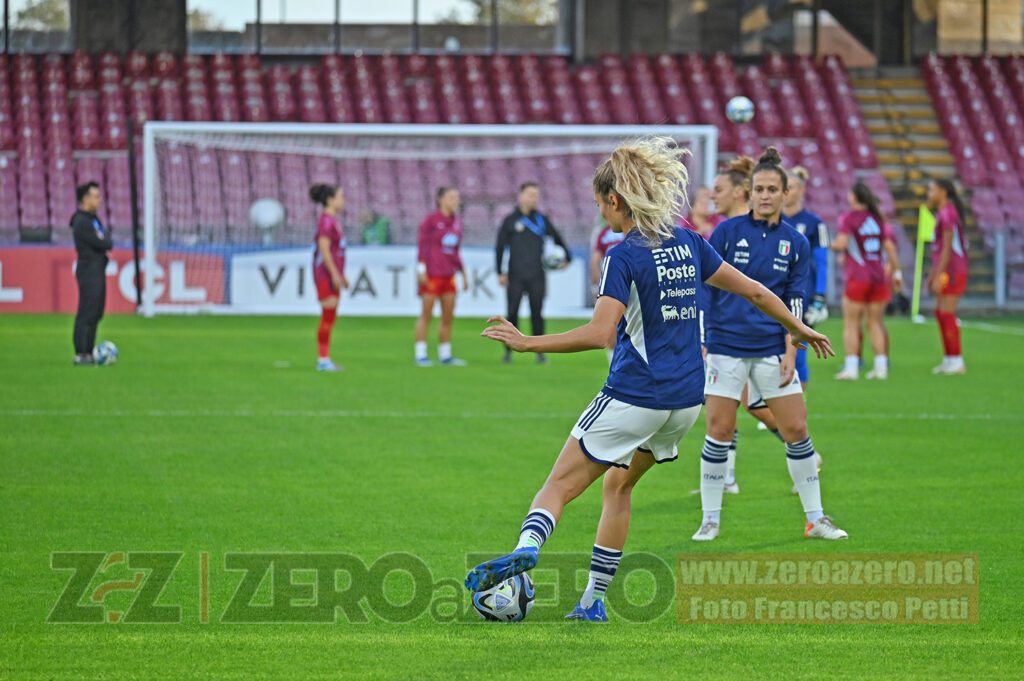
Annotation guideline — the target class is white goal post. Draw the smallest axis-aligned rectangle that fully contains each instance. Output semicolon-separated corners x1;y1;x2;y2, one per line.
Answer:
141;123;719;317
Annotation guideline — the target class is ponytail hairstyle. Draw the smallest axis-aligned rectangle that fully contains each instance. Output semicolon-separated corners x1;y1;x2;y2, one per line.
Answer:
309;183;337;206
934;178;967;225
722;155;755;199
789;165;809;188
751;146;788;189
592;136;691;245
851;181;885;226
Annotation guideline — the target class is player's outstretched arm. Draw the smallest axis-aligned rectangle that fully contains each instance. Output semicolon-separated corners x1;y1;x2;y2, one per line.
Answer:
481;296;624;353
706;262;835;359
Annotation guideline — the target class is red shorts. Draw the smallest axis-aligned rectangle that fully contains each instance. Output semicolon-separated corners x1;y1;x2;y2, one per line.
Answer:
939;271;967;297
316;277;339;301
845;279;891;304
419;275;456;297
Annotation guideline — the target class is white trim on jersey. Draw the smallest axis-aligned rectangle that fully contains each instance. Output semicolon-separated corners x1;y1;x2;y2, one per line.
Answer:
790;297;803;321
846;238;865;266
598;256;610;294
623;281;648;364
816;222;830;248
952;224;965;257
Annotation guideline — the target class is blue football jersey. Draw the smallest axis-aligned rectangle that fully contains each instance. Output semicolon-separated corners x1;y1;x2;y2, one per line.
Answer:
784;207;830;300
598;226;723;410
706;212;810;357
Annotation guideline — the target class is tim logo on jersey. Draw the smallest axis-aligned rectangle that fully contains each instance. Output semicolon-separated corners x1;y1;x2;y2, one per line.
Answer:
653;244;697;284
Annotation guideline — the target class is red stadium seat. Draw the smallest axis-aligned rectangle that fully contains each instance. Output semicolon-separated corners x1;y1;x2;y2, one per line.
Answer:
155;79;184;121
68;50;94;90
152;51;178;78
103;156;134;229
47;156;76;225
128;78;155;126
125;51;149;78
216;150;250;231
0;155;18;230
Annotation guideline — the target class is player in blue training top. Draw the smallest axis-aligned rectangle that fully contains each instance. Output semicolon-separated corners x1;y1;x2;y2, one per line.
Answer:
464;137;833;622
782;165;831;388
696;146;848;543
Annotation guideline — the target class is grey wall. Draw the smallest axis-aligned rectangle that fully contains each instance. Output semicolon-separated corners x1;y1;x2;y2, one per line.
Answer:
72;0;186;53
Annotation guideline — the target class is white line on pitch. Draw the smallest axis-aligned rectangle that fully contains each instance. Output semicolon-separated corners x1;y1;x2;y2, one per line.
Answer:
960;321;1024;336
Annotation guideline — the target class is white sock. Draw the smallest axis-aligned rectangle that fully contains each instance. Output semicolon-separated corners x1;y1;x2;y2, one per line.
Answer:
438;342;452;361
725;448;737;486
786;437;824;521
949;355;964;367
873;355;888;371
415;341;427;360
700;437;730;524
844;356;859;373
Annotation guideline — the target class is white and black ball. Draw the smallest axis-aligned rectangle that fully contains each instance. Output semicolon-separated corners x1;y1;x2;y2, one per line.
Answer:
93;340;118;366
471;572;535;622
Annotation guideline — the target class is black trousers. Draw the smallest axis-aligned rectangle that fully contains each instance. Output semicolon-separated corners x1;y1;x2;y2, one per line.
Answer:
73;266;106;355
506;274;545;336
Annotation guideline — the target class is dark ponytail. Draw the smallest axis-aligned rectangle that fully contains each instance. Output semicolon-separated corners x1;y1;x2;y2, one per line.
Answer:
752;146;787;189
934;178;967;225
851;181;884;226
309;183;337;206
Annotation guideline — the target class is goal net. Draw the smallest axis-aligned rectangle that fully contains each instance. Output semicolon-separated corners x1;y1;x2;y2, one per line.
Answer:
141;123;718;317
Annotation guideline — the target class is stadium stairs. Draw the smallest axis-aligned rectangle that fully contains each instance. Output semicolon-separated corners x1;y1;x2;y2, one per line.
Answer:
853;66;994;300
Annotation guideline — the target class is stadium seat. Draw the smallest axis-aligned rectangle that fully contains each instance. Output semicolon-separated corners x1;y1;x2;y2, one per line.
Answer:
128;78;155;126
68;51;94;90
125;51;149;78
741;65;783;137
104;155;134;230
279;154;313;232
219;150;251;232
156;79;184;121
160;143;196;236
0;155;19;231
152;51;178;78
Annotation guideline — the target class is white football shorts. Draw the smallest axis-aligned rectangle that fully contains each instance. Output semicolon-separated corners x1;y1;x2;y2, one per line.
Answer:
704;353;803;403
570;393;702;468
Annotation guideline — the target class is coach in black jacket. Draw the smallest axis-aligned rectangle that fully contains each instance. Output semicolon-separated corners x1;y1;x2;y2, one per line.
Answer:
71;182;111;365
495;182;570;363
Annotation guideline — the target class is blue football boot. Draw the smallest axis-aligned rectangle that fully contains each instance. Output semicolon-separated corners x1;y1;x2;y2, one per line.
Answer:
565;600;608;622
464;547;538;592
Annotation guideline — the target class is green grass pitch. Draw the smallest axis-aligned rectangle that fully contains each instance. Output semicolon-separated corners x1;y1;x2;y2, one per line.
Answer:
2;313;1023;680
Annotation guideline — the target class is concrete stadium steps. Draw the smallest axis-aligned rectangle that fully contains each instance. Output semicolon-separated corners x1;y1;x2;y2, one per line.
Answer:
853;68;992;295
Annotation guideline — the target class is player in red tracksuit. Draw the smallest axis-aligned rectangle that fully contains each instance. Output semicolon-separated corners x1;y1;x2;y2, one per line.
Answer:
311;184;349;372
927;179;969;374
831;181;901;380
414;186;469;366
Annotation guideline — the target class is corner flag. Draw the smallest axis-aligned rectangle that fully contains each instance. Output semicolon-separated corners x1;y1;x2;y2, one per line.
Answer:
912;205;936;320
